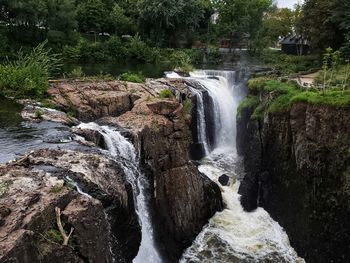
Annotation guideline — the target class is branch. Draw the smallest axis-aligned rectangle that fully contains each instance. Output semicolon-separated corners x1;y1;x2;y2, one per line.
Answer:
55;207;74;246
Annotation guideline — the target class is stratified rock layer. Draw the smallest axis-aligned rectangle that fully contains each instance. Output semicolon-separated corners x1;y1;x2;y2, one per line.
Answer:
237;100;350;263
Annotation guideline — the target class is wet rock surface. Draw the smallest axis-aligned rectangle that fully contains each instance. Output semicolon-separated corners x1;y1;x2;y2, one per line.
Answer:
237;100;350;263
218;174;230;186
0;149;140;263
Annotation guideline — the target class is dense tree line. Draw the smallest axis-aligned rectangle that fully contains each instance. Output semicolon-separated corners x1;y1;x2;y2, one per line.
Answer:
0;0;214;48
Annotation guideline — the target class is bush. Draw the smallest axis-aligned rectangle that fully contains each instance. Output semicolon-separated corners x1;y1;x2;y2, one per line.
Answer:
119;72;145;83
69;67;84;78
258;49;320;75
183;98;193;116
159;89;173;98
237;95;259;119
248;77;269;92
0;42;59;98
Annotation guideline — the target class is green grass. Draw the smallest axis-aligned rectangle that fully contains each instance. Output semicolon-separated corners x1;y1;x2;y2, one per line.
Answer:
247;77;270;92
119;72;145;83
159;89;173;99
242;78;350;119
291;90;350;107
237;95;259;119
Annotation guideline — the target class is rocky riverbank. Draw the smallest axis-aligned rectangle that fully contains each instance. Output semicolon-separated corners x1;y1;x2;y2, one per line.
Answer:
0;78;223;263
237;87;350;263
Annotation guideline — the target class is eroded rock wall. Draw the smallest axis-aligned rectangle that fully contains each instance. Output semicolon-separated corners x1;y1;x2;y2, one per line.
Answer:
237;100;350;263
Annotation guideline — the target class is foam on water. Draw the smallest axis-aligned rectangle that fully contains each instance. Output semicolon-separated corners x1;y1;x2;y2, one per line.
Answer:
177;70;304;262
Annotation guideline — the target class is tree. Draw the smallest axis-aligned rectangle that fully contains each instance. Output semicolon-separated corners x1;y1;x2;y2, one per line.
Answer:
137;0;210;47
213;0;272;51
301;0;344;52
77;0;109;34
332;0;350;57
109;3;134;35
46;0;77;33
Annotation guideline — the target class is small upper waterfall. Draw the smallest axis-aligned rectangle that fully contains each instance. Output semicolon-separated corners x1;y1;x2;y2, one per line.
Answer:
189;71;237;152
167;70;304;262
77;123;162;263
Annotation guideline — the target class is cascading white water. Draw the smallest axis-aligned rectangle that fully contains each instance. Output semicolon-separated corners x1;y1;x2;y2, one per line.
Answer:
167;70;304;262
190;71;237;152
77;123;162;263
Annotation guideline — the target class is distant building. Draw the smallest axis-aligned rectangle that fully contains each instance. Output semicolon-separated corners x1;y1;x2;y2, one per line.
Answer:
280;35;310;55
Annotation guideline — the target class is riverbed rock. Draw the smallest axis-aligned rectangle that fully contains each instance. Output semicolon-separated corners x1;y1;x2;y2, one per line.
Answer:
237;98;350;263
218;174;230;186
47;80;150;121
21;105;79;126
0;149;141;263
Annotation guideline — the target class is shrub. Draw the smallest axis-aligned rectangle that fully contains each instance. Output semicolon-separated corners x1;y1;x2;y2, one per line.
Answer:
183;98;193;116
159;89;173;98
0;42;59;99
248;77;269;92
119;72;145;83
35;109;44;119
237;95;259;119
69;66;84;78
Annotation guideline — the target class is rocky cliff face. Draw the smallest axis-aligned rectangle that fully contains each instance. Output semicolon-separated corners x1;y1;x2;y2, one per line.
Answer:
0;149;140;263
49;79;223;262
237;99;350;263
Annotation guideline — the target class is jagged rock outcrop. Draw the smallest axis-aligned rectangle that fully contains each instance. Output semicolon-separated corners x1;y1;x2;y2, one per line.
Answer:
0;149;140;263
50;79;223;262
116;92;223;261
34;78;223;261
237;100;350;263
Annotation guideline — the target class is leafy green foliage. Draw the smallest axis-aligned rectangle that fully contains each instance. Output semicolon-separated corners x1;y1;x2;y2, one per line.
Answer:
0;42;59;99
119;72;145;83
46;229;64;243
237;95;259;119
159;89;173;98
214;0;272;51
257;49;321;75
69;66;85;78
35;109;44;119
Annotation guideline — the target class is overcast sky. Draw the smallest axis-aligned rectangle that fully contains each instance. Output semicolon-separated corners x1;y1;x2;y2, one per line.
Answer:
277;0;303;8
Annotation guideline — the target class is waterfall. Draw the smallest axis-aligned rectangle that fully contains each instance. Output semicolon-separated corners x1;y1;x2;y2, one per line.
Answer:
190;71;237;152
167;70;304;262
77;123;162;263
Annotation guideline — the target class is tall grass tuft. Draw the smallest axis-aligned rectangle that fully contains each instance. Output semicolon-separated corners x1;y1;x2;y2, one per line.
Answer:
0;41;60;98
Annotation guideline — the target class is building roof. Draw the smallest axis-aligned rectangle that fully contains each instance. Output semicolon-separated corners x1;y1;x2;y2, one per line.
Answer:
280;35;308;45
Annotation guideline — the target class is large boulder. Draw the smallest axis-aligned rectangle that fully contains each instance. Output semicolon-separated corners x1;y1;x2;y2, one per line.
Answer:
0;149;141;263
48;81;148;121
